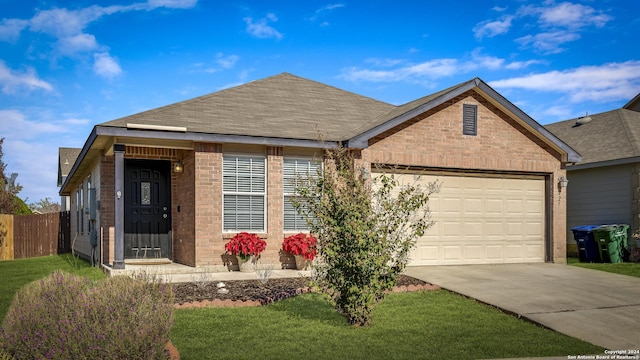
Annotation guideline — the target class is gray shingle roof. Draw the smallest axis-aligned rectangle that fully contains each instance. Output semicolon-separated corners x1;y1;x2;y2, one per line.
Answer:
58;147;81;186
544;109;640;165
100;72;395;141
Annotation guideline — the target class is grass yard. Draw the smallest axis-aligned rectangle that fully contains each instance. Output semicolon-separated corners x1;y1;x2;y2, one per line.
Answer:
567;257;640;278
171;291;603;360
0;256;604;359
0;254;105;320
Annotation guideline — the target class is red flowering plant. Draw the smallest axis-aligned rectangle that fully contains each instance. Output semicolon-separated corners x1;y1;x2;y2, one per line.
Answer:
224;232;267;261
282;233;317;261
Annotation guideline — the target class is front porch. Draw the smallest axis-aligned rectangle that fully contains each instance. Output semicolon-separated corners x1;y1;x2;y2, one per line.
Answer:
102;260;312;283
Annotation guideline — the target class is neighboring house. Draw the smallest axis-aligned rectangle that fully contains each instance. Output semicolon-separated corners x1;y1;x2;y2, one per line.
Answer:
59;73;579;270
58;148;81;212
545;97;640;254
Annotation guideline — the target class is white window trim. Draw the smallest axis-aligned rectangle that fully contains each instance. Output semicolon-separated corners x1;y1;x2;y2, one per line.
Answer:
222;153;267;233
283;156;322;232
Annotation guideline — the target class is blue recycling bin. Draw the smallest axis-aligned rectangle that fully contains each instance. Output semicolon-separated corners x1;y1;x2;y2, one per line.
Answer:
571;225;601;262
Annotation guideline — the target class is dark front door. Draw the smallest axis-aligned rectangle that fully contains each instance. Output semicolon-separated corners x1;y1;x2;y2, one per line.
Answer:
124;159;172;259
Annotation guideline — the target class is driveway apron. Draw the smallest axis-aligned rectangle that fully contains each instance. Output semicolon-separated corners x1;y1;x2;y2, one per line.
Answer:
404;263;640;350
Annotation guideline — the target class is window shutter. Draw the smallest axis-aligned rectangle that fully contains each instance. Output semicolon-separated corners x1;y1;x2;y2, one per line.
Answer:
463;104;477;136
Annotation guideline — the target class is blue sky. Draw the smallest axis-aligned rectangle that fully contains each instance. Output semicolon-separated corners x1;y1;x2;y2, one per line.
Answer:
1;0;639;204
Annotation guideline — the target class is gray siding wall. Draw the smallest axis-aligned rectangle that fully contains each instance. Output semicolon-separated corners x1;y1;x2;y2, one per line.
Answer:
566;163;633;244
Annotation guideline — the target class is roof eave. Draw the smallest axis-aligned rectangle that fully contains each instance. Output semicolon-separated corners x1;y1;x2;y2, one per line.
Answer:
346;79;480;148
567;156;640;171
96;125;339;148
475;81;582;163
59;127;98;196
60;126;338;196
346;78;581;164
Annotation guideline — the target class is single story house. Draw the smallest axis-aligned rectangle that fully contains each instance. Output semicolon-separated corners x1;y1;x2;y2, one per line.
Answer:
59;73;580;270
545;96;640;254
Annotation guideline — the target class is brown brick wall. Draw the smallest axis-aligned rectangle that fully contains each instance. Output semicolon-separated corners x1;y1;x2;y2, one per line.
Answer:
193;143;222;267
99;154;114;265
172;150;195;266
362;91;567;263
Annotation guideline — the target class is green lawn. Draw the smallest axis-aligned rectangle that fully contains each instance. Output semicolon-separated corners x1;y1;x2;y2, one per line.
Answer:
171;291;602;360
0;254;105;319
0;256;603;359
567;257;640;278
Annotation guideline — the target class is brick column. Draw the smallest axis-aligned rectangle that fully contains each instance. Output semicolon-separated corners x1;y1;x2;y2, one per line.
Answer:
267;146;284;263
113;144;125;269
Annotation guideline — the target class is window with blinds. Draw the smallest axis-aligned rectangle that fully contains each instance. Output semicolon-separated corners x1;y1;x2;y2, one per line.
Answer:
223;155;266;232
463;104;477;136
283;158;321;231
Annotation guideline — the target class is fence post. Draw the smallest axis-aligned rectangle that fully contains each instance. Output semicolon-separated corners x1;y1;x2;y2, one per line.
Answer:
0;214;14;261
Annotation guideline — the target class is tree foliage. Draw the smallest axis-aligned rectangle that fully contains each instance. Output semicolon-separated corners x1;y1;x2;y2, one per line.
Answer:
0;138;29;215
292;146;439;326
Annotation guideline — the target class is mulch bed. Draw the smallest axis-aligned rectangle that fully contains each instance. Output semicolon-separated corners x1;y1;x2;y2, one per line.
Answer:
172;275;439;308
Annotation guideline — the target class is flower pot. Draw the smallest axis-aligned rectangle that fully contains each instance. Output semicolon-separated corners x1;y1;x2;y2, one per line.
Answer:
238;256;255;272
294;255;311;270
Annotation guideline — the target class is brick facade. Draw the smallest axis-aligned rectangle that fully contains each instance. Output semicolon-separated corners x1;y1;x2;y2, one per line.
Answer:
362;91;567;263
91;91;568;268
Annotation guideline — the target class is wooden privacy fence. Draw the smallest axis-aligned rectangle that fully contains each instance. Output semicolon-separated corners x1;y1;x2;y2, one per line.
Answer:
0;212;70;261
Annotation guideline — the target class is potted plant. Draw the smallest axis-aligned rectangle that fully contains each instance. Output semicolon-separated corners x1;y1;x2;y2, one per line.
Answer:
224;232;267;272
282;233;317;270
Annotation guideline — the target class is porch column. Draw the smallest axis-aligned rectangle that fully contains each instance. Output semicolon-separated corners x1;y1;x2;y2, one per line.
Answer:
113;144;125;269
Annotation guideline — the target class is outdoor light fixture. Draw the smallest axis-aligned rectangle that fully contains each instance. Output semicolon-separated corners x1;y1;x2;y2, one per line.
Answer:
558;176;569;188
173;160;184;173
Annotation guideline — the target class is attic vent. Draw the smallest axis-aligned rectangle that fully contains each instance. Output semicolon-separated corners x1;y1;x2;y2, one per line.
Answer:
463;104;477;136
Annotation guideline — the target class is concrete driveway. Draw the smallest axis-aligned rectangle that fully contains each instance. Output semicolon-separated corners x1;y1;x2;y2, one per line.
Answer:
404;263;640;350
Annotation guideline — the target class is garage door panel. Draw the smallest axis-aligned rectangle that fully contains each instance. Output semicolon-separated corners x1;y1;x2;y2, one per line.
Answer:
375;172;546;266
465;198;483;214
485;246;504;261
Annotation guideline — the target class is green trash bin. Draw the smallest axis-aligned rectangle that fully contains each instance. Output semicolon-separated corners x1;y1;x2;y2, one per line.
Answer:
618;224;630;261
592;225;626;263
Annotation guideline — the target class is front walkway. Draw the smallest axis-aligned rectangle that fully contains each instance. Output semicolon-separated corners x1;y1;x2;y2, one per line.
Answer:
405;263;640;350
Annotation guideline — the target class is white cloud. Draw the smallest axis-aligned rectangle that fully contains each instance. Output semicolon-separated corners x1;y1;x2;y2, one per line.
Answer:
308;3;345;22
516;31;581;54
489;61;640;103
244;13;283;40
57;33;99;55
365;58;406;67
523;2;612;29
0;110;68;138
145;0;198;9
474;1;613;54
340;58;459;83
93;52;122;78
0;61;53;93
473;16;514;39
504;59;543;70
0;18;29;42
216;53;239;69
0;0;197;78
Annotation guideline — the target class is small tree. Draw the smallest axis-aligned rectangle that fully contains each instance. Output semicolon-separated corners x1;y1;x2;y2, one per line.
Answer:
0;138;26;215
292;146;439;326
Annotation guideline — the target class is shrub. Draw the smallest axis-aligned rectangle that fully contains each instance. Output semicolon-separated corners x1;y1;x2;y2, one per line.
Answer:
0;271;174;360
224;232;267;260
282;233;317;260
292;146;437;326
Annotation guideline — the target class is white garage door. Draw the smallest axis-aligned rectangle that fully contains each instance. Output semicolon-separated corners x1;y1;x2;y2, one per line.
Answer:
377;173;546;265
